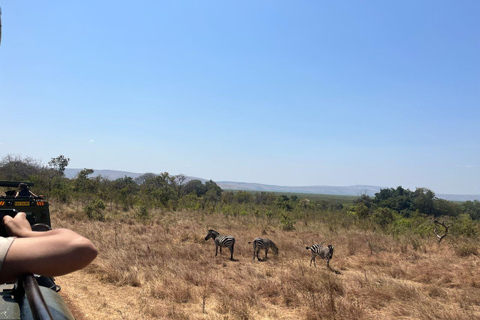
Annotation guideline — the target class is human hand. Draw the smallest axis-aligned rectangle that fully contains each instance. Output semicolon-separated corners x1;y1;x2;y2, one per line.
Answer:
3;212;33;238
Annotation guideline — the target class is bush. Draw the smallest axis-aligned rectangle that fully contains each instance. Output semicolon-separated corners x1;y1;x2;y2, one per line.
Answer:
390;217;412;235
371;207;395;228
136;205;149;219
281;213;295;231
453;214;479;238
84;199;106;221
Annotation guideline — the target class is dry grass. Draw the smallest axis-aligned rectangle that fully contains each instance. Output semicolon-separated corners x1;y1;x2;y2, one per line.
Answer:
51;204;480;320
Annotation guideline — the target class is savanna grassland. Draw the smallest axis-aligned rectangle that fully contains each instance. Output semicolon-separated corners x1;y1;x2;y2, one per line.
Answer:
51;204;480;320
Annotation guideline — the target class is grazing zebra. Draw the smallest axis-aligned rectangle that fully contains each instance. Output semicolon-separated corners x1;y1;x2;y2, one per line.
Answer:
205;229;236;261
249;238;279;261
306;243;340;273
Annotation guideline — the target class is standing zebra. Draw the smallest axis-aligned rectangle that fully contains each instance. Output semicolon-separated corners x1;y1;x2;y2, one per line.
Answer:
306;243;340;273
249;238;279;261
205;229;236;261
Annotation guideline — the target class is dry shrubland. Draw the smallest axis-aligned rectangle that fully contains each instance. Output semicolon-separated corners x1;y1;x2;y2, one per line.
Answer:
51;204;480;320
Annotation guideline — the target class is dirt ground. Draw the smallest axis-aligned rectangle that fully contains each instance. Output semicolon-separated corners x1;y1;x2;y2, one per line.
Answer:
58;270;146;320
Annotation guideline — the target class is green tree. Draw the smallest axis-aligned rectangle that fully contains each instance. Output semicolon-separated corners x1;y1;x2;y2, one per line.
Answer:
203;180;222;211
371;207;395;228
354;194;374;209
413;188;436;215
274;195;293;211
253;192;277;205
433;198;460;217
135;173;157;185
0;154;42;181
462;200;480;220
184;179;207;197
453;214;479;237
234;191;252;204
151;172;178;208
74;169;98;194
353;203;370;219
48;155;70;175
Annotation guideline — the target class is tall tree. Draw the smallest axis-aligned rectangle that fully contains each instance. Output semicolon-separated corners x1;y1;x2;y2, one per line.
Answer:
203;180;223;210
48;155;70;175
413;188;436;215
0;155;42;181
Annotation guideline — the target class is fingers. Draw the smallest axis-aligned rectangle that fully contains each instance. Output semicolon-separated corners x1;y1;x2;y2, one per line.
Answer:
15;212;27;219
3;211;26;224
2;215;12;226
3;212;32;237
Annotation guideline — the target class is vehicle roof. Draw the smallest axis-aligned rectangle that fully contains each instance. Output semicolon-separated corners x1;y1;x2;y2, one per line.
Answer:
0;181;35;188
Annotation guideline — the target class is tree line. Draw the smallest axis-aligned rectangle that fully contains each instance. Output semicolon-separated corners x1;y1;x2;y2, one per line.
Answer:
1;155;479;239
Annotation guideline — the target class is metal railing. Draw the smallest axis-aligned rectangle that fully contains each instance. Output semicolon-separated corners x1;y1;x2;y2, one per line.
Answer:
20;274;54;320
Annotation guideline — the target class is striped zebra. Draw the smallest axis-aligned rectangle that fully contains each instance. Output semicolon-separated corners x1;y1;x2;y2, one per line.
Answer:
249;238;279;261
306;243;335;269
205;229;236;261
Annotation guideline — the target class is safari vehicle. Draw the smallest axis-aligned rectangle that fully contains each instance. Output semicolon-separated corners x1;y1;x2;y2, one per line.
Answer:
0;181;75;320
0;181;51;236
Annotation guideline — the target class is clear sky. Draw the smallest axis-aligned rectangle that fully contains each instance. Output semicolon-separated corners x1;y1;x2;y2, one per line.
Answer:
1;1;479;194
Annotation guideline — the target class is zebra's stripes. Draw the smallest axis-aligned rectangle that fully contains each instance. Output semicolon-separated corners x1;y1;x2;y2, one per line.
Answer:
205;229;236;261
249;238;279;261
306;243;334;268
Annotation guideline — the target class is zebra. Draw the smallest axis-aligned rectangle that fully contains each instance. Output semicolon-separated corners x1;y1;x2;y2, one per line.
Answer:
249;238;279;261
306;243;340;273
204;229;236;261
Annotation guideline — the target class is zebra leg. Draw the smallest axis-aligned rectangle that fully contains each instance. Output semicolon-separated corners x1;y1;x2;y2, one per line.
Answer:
215;245;218;256
230;243;235;261
265;248;269;260
326;258;338;274
253;243;256;260
326;258;332;271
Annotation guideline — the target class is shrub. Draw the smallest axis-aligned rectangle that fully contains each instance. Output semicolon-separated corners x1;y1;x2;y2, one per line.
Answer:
453;214;479;238
136;205;149;219
84;199;106;221
281;213;295;231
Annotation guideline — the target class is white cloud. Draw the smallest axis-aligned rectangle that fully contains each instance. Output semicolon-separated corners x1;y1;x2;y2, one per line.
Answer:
89;139;95;143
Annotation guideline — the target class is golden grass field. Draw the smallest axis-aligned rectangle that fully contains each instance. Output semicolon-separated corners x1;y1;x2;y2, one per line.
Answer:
50;204;480;320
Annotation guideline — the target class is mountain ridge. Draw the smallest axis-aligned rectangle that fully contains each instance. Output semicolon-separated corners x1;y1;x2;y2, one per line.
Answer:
63;168;480;201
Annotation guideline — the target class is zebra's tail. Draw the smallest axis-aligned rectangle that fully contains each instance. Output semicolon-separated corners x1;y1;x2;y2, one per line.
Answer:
306;246;310;250
248;241;252;244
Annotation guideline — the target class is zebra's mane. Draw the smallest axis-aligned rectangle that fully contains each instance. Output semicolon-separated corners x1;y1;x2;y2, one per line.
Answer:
208;229;220;237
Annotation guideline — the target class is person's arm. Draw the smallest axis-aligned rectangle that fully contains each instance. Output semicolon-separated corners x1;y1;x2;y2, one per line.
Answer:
0;212;97;283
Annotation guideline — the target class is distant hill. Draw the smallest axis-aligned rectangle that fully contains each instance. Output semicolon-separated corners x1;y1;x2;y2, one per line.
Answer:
63;168;480;201
215;181;381;196
64;168;145;180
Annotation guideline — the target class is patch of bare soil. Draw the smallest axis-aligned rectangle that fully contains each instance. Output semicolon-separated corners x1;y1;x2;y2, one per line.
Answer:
57;269;148;320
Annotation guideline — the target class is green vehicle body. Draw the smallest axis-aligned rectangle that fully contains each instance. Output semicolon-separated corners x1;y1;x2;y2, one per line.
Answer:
0;282;75;320
0;181;51;236
0;181;75;320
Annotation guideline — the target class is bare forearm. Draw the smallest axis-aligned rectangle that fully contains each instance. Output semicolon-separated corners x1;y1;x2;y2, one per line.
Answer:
12;228;74;239
0;229;98;283
0;212;98;283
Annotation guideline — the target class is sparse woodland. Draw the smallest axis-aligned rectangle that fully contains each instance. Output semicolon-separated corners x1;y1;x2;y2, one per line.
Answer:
2;155;480;319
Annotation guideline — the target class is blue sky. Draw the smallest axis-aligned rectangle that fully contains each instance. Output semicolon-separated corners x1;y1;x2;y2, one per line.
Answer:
1;1;479;194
